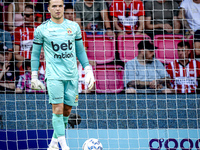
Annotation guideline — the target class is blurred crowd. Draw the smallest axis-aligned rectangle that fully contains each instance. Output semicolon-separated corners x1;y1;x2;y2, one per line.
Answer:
0;0;200;94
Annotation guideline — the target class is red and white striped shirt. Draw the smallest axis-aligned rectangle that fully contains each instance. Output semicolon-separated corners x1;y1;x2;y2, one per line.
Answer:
110;0;145;34
167;59;200;93
14;25;37;59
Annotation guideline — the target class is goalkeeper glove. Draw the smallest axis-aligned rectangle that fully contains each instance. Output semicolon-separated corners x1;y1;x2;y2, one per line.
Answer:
31;71;46;90
84;65;95;90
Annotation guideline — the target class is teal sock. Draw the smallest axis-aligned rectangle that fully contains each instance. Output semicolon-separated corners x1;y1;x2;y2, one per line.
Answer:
53;131;57;139
52;115;69;139
63;116;69;128
52;113;65;137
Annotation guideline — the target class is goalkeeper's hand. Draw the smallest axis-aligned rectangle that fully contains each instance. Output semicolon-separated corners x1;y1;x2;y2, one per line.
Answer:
31;71;46;90
84;65;94;90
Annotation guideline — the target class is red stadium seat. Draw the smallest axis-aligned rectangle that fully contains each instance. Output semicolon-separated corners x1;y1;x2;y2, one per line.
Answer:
94;65;124;93
154;34;185;64
117;35;151;62
87;35;115;64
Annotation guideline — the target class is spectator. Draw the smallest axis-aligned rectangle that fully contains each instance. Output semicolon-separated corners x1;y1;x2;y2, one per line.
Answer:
105;0;113;8
178;0;200;37
64;4;75;21
124;40;172;93
35;0;50;21
32;0;43;24
74;0;113;36
0;44;15;92
144;0;180;39
7;0;32;31
0;2;3;29
64;0;77;6
0;28;13;61
167;41;200;93
104;0;113;30
16;59;45;93
110;0;145;37
14;4;38;69
194;30;200;61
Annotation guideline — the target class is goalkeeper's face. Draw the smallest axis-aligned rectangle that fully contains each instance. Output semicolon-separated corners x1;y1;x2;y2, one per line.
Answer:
48;0;64;20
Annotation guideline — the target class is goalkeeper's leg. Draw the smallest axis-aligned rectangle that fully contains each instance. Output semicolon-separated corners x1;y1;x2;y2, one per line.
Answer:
49;106;71;149
53;80;78;149
49;104;70;150
47;80;70;150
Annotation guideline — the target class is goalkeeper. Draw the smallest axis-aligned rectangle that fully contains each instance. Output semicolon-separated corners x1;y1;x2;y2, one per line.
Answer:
31;0;94;149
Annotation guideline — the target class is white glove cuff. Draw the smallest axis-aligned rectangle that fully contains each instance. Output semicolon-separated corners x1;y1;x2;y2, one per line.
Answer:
84;65;92;72
32;71;38;79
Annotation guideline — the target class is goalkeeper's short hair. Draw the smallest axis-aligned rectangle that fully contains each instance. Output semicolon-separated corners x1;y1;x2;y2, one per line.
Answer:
48;0;64;5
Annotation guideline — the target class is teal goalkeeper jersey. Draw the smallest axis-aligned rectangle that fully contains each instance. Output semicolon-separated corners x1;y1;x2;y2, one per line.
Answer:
33;19;86;80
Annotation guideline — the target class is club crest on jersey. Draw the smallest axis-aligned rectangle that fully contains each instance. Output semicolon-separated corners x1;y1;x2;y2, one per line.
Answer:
67;28;72;35
75;95;78;102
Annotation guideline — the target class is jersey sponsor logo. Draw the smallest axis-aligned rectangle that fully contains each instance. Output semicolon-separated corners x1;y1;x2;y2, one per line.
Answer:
54;52;74;59
118;16;138;26
51;41;72;51
175;77;197;85
21;40;33;51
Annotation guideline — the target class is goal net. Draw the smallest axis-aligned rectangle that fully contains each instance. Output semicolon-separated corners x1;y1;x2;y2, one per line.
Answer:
0;0;200;150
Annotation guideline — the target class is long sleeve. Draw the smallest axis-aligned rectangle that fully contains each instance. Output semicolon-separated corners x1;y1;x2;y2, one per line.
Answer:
31;43;42;71
75;39;89;69
31;26;43;71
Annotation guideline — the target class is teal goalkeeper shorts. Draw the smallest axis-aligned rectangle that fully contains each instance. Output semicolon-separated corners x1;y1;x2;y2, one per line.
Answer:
47;79;79;106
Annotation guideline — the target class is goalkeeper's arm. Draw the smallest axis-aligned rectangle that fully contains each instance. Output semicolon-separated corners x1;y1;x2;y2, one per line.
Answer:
75;39;94;90
31;43;45;90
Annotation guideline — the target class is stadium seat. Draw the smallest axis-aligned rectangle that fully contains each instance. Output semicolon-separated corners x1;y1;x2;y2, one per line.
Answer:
94;65;124;93
117;35;151;62
154;34;185;64
87;35;115;64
